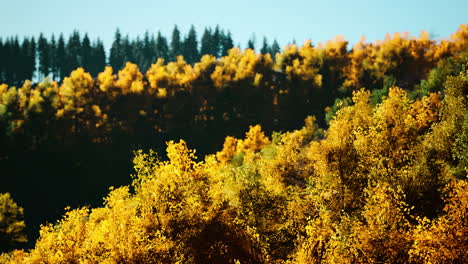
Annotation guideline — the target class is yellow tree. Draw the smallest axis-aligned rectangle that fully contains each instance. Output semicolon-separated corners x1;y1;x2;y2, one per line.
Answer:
0;193;27;251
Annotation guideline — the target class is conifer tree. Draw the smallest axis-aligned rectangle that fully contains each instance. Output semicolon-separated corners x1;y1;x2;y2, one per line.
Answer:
183;25;199;64
170;25;182;61
49;34;57;80
109;29;124;70
55;34;66;80
38;33;50;79
220;30;234;56
271;39;281;56
200;27;213;57
260;37;270;55
156;31;169;62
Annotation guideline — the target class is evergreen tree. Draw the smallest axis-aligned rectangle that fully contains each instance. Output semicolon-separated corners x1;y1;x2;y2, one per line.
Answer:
260;37;270;55
19;38;30;82
90;39;106;77
109;29;124;70
38;33;51;79
140;31;154;71
66;30;82;76
247;34;256;50
49;34;57;80
55;34;66;80
0;38;5;82
82;33;92;72
9;37;21;85
200;27;213;56
183;25;199;64
212;25;221;57
170;25;182;61
122;35;135;64
27;37;36;81
220;31;234;56
271;39;281;56
156;31;169;62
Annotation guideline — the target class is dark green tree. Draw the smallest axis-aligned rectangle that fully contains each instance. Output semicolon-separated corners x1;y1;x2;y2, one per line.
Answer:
89;39;106;77
38;33;51;79
109;29;124;70
55;34;66;80
200;27;213;56
156;31;169;61
247;34;256;50
49;34;58;80
170;25;182;61
212;25;221;57
183;25;199;64
82;33;92;72
220;30;234;56
260;37;270;55
271;39;281;57
65;30;82;76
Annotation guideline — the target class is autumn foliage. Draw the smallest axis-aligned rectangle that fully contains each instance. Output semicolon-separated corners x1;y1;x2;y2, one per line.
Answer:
0;25;467;263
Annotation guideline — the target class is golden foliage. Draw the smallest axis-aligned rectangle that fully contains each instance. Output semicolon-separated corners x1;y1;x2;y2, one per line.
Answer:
0;193;27;251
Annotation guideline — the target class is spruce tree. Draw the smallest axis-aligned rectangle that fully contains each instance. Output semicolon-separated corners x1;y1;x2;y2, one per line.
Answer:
156;31;169;62
38;33;50;79
183;25;199;64
109;29;124;70
170;25;182;61
220;31;234;56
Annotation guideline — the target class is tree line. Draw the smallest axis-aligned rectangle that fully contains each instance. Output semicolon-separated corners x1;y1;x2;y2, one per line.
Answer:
0;25;284;86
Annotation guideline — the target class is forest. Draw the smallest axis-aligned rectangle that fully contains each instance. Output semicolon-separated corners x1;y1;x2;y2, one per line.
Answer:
0;24;467;263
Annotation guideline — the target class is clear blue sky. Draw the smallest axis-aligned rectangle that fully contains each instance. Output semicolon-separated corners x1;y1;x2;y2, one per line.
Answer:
1;0;466;51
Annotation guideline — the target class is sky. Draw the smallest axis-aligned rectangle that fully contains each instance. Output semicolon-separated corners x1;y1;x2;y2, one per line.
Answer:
1;0;467;51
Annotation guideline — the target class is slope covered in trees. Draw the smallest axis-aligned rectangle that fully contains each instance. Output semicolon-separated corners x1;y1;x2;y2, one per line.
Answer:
0;24;467;262
1;68;467;263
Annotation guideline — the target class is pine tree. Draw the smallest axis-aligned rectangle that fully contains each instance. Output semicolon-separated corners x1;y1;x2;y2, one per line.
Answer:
200;27;213;56
49;34;57;80
28;37;36;81
212;25;221;57
0;38;5;83
183;25;199;64
109;29;124;70
156;31;169;62
56;34;66;80
170;25;182;61
90;39;106;77
271;39;281;56
82;33;92;72
66;31;82;76
38;33;51;79
220;31;234;56
247;34;256;50
260;37;270;55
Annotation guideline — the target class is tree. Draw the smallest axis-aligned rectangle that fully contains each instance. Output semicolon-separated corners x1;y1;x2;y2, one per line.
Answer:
156;31;169;62
0;193;27;251
170;25;182;61
247;34;256;50
90;39;106;77
65;31;82;76
55;34;66;80
200;27;213;57
81;33;92;73
38;33;50;79
49;35;57;80
183;25;199;64
260;37;270;55
220;31;234;56
271;39;280;57
109;29;124;70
